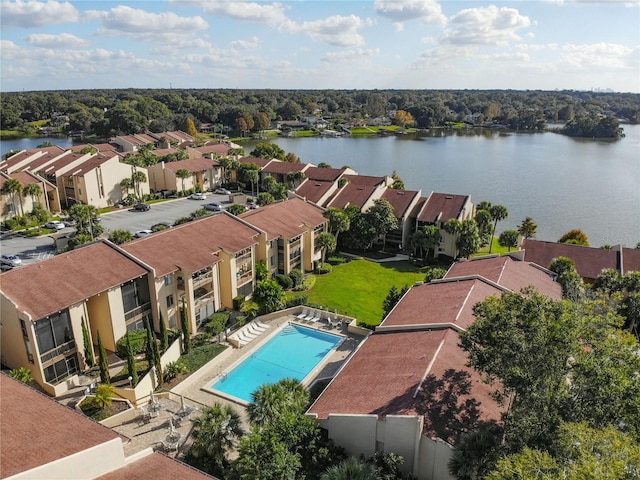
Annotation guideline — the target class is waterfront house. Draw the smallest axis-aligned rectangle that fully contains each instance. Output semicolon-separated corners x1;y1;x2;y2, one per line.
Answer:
381;189;423;251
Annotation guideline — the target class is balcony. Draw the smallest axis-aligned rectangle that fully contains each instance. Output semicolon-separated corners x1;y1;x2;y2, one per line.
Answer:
194;291;215;309
192;270;213;289
40;339;76;364
124;302;152;321
236;270;253;285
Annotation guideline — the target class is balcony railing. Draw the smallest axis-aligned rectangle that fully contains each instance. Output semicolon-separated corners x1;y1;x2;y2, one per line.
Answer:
192;271;213;288
124;302;152;321
237;270;253;285
194;291;215;309
40;340;76;364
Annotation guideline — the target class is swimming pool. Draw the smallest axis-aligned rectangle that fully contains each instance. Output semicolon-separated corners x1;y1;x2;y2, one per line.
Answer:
209;323;342;403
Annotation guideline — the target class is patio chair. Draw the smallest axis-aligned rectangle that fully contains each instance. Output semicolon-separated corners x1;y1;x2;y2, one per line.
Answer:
305;309;319;322
248;321;267;334
296;308;309;320
139;406;151;424
329;315;342;329
254;319;270;329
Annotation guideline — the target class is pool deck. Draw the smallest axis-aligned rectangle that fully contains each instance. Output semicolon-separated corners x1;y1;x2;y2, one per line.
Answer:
107;312;366;458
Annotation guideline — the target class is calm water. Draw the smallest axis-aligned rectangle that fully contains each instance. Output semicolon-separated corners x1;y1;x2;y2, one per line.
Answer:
3;127;639;247
267;127;640;248
210;323;341;403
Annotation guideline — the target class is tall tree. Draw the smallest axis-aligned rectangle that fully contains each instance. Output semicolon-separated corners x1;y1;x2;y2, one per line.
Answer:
315;232;336;263
321;457;384;480
176;168;191;193
382;284;409;320
22;183;42;210
2;178;23;217
474;209;493;245
488;205;508;253
498;229;519;252
443;218;462;258
159;311;168;352
517;216;537;239
185;117;199;138
324;207;350;245
549;256;584;301
81;316;94;368
97;330;110;384
108;229;133;245
250;142;286;160
185;403;245;477
68;203;102;240
253;279;285;314
180;298;191;354
125;332;138;387
131;170;147;199
457;219;481;258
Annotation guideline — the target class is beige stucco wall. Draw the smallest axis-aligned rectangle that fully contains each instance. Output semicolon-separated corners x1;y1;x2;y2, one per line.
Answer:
323;414;378;457
0;293;34;375
86;288;125;352
416;437;454;480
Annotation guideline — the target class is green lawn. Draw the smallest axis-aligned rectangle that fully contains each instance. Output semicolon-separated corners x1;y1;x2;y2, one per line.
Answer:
473;237;513;257
304;259;427;327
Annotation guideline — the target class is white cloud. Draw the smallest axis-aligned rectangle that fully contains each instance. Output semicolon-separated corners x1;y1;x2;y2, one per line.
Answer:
231;36;259;50
280;14;373;47
445;6;531;46
321;48;380;63
197;1;287;23
0;40;21;59
25;33;88;48
374;0;446;25
1;0;79;28
85;5;208;38
560;42;638;70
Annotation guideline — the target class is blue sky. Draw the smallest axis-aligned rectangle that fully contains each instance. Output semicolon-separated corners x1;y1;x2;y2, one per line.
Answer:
1;0;638;92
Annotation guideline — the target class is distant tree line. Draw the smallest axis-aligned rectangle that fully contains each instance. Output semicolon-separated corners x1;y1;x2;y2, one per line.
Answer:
1;89;638;139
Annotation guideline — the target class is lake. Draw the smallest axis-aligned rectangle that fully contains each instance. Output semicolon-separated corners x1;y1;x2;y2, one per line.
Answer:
2;127;639;247
265;127;640;248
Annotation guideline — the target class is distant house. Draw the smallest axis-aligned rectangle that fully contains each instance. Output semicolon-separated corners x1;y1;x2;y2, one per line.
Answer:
147;157;219;193
521;239;640;282
325;175;391;211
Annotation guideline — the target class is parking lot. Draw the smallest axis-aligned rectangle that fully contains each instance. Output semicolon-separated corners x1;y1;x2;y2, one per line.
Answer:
0;193;234;268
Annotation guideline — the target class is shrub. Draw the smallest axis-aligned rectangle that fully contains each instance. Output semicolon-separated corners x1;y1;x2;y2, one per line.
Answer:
115;330;147;358
425;267;447;283
276;273;293;289
3;218;18;230
9;367;33;384
235;315;247;327
315;263;333;274
233;295;245;311
286;295;308;308
164;360;189;382
327;256;346;265
302;274;316;290
289;269;304;288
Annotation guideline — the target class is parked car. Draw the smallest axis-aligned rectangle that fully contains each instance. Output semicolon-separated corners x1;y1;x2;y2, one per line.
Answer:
246;202;259;210
203;202;223;212
45;220;65;230
214;188;231;195
189;193;207;200
61;217;76;227
1;254;22;267
134;229;153;238
133;203;151;212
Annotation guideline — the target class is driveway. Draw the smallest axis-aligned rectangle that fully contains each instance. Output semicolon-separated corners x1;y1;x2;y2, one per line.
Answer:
0;193;233;268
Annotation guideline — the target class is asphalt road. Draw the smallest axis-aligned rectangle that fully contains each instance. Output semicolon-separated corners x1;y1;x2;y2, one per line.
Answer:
0;193;232;268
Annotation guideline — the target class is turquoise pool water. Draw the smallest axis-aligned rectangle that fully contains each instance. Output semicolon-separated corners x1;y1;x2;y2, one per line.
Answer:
209;323;342;403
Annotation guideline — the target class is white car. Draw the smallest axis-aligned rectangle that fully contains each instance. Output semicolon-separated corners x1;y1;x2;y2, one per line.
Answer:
189;193;207;200
134;229;153;238
45;220;65;230
214;188;231;195
1;254;22;267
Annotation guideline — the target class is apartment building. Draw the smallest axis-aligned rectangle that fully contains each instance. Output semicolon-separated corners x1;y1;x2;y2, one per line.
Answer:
147;157;219;193
0;170;60;220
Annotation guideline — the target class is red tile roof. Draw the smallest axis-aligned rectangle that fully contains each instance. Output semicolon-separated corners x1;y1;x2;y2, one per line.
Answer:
305;166;345;182
40;152;86;175
326;182;379;209
0;375;123;478
240;198;326;241
521;238;618;280
417;192;470;223
261;160;307;175
194;144;230;156
96;452;217;480
239;156;272;167
0;241;150;321
66;153;119;176
295;180;334;205
162;157;216;173
381;189;421;218
12;150;72;173
446;255;562;299
343;174;387;186
307;329;504;444
380;279;502;331
122;213;260;276
0;170;45;189
0;146;67;171
623;247;640;274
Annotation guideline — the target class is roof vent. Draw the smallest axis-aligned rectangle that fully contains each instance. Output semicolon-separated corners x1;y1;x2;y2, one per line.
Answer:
357;187;364;190
445;196;453;199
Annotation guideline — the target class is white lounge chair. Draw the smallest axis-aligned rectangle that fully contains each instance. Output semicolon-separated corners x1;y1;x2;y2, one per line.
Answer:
305;309;320;322
247;322;267;335
296;308;309;320
254;319;270;329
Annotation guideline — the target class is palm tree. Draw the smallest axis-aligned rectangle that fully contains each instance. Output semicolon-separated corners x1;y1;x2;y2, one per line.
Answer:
448;426;502;480
187;403;244;476
120;177;133;196
69;203;101;240
247;378;309;427
316;232;336;263
423;224;440;259
488;204;508;253
321;457;382;480
410;228;428;259
517;217;537;239
443;218;462;259
132;170;147;199
287;170;305;189
2;178;23;217
176;168;190;193
22;183;42;210
325;208;350;246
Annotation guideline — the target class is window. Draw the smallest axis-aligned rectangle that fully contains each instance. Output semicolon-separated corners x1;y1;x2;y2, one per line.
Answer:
166;294;174;308
121;277;150;313
34;311;72;354
169;315;176;328
164;275;173;286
